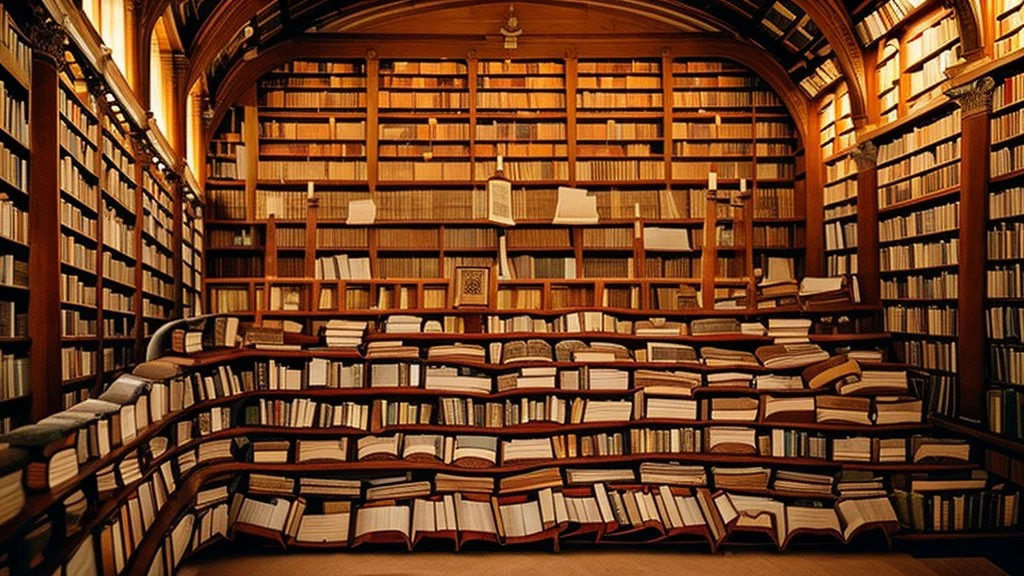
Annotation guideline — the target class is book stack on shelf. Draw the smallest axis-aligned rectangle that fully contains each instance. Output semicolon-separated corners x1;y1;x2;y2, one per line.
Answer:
0;305;1020;574
987;67;1024;439
0;0;28;432
876;104;962;419
58;61;101;405
821;83;858;277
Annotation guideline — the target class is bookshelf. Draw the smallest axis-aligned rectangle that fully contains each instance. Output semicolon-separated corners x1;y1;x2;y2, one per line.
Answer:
995;0;1024;58
99;104;140;382
875;100;961;419
141;167;176;338
3;314;1022;576
0;1;28;432
821;83;858;278
205;55;806;324
182;198;205;318
57;57;100;407
986;66;1024;442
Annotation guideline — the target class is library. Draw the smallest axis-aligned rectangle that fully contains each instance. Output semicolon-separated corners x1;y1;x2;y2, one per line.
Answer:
0;0;1023;574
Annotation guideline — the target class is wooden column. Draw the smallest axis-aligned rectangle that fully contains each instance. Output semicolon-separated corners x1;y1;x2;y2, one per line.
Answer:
804;104;825;276
851;141;879;305
27;20;65;420
947;76;995;422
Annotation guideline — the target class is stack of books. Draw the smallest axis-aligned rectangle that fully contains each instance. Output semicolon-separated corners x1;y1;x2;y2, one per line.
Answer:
385;316;423;334
322;320;368;349
766;319;812;343
799;277;852;308
755;344;830;369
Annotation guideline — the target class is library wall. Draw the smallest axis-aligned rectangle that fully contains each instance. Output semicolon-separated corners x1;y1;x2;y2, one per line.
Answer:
204;50;806;328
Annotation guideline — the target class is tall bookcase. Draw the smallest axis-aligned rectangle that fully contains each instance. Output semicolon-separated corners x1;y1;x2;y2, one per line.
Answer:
820;83;858;277
141;166;176;339
99;99;140;383
205;55;806;327
0;2;29;432
57;54;101;407
986;64;1024;440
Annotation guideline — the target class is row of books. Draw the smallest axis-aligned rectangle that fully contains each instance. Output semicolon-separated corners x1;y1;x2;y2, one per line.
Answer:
988;221;1024;260
877;45;900;124
259;92;367;110
988;263;1024;298
991;143;1024;178
854;0;923;45
876;109;960;165
883;305;957;337
826;254;857;276
876;139;960;184
672;121;794;139
893;339;957;373
881;271;958;300
879;201;958;243
995;1;1024;56
905;14;959;68
990;344;1024;386
825;221;857;252
672;92;781;109
879;238;959;271
987;305;1024;342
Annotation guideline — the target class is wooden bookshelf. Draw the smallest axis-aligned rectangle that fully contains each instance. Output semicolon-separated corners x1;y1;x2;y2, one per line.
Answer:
820;83;858;277
985;65;1024;447
56;56;100;406
4;325;1022;576
0;1;29;432
205;56;806;321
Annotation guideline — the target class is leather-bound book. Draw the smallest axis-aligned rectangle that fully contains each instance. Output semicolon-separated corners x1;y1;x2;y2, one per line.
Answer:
802;354;861;391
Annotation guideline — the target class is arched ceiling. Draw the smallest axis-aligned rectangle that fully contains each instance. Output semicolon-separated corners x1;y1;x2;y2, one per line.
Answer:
157;0;869;115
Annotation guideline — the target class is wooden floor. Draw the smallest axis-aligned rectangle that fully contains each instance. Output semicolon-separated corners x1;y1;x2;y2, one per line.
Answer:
179;549;1008;576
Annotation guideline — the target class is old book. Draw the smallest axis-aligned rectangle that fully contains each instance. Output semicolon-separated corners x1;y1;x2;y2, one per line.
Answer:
760;395;816;422
802;355;861;391
815;396;872;425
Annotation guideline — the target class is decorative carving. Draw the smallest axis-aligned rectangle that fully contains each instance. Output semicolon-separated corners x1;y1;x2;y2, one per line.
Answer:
850;141;878;171
365;48;377;61
945;76;995;118
499;4;522;51
466;49;477;60
28;6;66;64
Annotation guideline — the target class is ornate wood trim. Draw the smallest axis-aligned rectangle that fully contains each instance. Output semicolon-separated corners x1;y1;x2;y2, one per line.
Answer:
945;76;995;119
850;141;878;171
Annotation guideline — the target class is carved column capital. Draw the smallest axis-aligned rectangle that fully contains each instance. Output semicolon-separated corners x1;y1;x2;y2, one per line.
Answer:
945;76;995;119
850;141;878;171
28;7;66;64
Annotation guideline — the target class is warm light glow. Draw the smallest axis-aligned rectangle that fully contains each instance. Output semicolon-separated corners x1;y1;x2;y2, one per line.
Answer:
100;0;128;74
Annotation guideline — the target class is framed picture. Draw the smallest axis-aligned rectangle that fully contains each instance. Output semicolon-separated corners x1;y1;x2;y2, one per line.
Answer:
454;266;490;307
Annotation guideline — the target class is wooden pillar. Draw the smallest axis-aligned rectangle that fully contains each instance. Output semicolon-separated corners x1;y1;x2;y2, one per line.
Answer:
851;141;879;305
804;103;825;276
27;19;65;420
947;76;995;422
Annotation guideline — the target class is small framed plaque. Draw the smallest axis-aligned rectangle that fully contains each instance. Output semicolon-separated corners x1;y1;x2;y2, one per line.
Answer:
454;266;491;307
